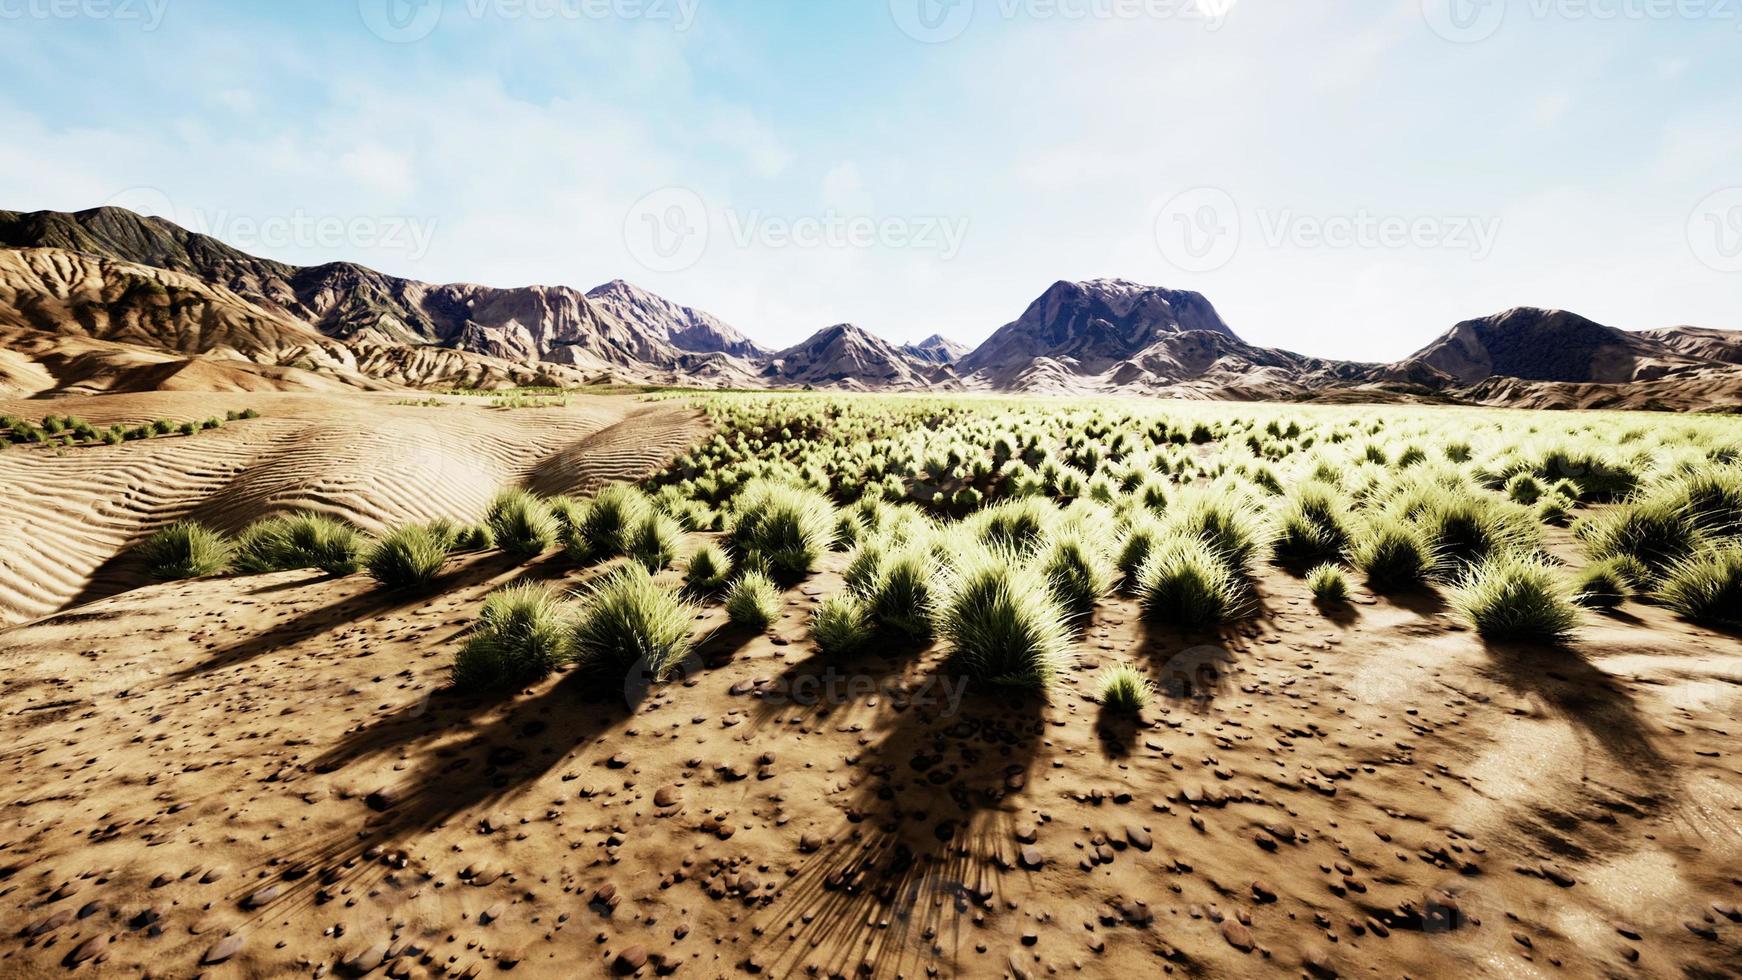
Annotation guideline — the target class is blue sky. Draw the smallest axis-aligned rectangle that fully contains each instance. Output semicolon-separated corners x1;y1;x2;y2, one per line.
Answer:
2;0;1738;359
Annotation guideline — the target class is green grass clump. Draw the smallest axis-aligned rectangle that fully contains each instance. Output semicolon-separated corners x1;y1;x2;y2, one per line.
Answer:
571;565;696;681
575;484;653;560
939;550;1072;692
868;548;937;640
683;542;733;593
1582;498;1706;580
1656;546;1742;626
365;524;453;589
810;593;873;655
487;488;559;560
234;513;368;575
1533;449;1639;502
1137;535;1248;627
1096;663;1153;714
1650;465;1742;538
1165;491;1269;573
1115;516;1166;592
1571;558;1633;610
1451;553;1581;642
1505;473;1543;505
724;569;783;628
137;521;233;580
451;584;574;692
728;481;836;578
626;512;683;572
1306;563;1351;603
972;497;1057;556
1352;518;1435;592
454;523;495;551
1272;483;1352;565
546;496;589;536
841;541;886;594
1414;492;1537;576
1038;531;1114;617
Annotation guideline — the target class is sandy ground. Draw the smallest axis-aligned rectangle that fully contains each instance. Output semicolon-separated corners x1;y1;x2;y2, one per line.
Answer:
0;391;706;626
0;519;1738;978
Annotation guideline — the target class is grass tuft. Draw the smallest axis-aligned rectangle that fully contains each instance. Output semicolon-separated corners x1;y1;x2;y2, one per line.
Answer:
138;521;233;580
1096;663;1153;714
1571;558;1633;610
1306;563;1351;603
939;549;1072;692
625;511;683;572
576;484;653;560
810;593;874;655
365;524;453;589
1137;535;1249;627
1582;498;1706;581
571;564;696;682
868;548;937;640
1352;518;1435;592
235;513;367;576
724;569;783;628
1451;553;1582;642
728;481;836;578
683;542;733;593
1038;531;1115;618
451;583;573;692
487;489;559;560
1656;546;1742;626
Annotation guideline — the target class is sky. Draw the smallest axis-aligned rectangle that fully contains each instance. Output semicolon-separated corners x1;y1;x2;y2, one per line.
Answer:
1;0;1739;361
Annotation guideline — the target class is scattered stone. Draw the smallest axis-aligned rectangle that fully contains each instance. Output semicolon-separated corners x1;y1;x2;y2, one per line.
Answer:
203;935;244;965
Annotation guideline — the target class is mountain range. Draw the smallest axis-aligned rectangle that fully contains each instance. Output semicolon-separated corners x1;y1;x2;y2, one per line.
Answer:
2;206;1739;411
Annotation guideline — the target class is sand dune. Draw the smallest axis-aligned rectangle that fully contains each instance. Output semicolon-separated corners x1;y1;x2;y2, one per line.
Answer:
0;391;705;625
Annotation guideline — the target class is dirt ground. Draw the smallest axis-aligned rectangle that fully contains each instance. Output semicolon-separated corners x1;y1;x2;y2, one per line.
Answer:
0;517;1738;978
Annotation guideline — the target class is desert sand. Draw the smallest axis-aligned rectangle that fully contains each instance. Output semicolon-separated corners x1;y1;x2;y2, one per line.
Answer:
0;398;1738;979
0;392;705;627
